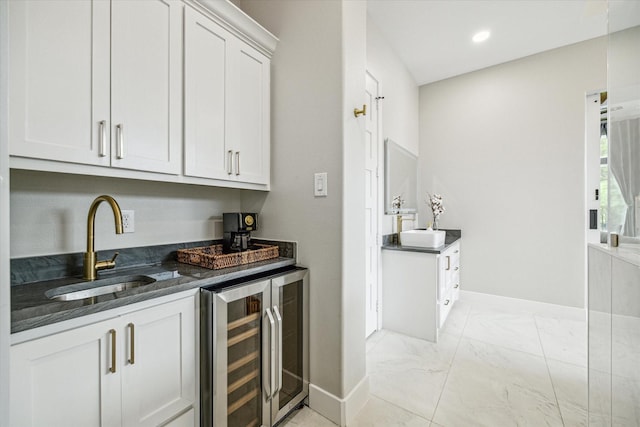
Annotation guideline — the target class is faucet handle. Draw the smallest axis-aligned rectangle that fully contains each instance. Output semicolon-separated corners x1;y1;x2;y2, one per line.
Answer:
96;252;119;272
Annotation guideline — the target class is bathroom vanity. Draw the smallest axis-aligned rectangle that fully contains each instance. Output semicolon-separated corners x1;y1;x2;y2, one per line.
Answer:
381;231;461;342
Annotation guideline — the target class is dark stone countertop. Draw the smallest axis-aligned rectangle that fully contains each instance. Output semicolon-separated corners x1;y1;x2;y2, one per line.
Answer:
381;229;461;254
11;240;296;334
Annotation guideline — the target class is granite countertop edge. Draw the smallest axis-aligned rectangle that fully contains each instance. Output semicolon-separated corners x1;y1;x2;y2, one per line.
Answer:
11;257;296;334
381;229;462;254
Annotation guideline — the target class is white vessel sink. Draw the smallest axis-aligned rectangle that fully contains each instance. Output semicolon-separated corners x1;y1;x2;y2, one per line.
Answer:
400;229;446;248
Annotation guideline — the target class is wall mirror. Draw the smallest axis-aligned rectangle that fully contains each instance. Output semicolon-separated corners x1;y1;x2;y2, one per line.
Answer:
384;138;417;214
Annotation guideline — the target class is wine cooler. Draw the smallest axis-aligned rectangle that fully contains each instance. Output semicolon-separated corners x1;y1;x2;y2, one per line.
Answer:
200;267;309;427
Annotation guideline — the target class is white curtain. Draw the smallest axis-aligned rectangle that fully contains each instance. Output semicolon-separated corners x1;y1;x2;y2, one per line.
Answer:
610;117;640;236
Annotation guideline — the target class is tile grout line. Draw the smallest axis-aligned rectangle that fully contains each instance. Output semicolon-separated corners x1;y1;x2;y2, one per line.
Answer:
366;393;433;424
533;315;566;427
429;304;472;424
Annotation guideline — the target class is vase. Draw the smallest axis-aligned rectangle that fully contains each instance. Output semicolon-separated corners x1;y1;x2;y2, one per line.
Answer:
433;217;439;230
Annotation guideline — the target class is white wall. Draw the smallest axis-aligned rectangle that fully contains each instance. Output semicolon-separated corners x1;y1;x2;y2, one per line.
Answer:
341;0;368;417
238;1;367;424
366;17;420;235
10;170;244;257
419;37;607;308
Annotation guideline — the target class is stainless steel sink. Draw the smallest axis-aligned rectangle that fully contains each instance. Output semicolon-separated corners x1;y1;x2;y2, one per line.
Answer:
45;275;157;301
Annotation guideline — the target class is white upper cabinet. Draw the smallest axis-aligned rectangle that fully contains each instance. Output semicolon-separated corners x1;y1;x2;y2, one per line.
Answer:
184;7;230;181
8;0;111;166
8;0;182;175
184;6;270;185
110;0;182;175
8;0;276;189
226;40;270;185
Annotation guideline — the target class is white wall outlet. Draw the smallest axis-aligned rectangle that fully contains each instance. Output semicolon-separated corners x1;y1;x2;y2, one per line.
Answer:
314;172;328;197
122;210;135;233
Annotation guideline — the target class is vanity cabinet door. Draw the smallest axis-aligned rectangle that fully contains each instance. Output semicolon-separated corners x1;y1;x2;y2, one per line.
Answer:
120;296;196;427
8;0;111;167
10;318;122;427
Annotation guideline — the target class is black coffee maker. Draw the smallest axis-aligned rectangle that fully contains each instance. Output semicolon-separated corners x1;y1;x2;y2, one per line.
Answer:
223;213;258;252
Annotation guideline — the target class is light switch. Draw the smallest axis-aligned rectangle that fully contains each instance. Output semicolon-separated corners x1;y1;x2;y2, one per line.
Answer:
314;172;328;197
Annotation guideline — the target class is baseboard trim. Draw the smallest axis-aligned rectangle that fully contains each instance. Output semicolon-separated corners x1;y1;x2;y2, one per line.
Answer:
308;375;369;426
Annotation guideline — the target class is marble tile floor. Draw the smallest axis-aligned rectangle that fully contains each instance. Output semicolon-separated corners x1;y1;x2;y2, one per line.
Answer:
280;290;589;427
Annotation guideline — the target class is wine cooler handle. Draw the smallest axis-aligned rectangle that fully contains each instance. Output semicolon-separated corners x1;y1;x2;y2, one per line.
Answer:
273;305;283;397
264;308;276;401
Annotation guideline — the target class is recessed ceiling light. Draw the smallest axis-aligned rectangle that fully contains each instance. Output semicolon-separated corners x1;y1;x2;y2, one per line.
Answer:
472;30;491;43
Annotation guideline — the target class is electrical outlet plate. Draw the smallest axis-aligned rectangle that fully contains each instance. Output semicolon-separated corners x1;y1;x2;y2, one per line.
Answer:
122;210;135;233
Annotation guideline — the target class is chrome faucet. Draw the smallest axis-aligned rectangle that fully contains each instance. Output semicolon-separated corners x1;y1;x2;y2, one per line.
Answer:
83;195;124;280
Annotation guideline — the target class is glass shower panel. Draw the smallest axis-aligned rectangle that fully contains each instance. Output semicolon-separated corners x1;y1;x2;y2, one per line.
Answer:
588;247;612;426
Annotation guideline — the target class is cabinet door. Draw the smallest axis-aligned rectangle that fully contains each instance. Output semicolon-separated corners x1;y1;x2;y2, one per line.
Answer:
10;319;121;427
184;7;231;180
227;40;271;185
271;270;309;425
8;0;111;166
110;0;182;175
121;296;196;427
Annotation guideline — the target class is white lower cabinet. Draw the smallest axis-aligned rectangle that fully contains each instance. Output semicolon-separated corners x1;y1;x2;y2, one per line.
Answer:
382;240;461;342
10;295;196;427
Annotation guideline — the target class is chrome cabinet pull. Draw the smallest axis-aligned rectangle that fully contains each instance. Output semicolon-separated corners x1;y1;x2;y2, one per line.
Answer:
446;256;451;270
227;150;233;175
128;323;135;365
454;266;459;271
454;283;459;289
263;308;275;400
235;151;240;176
444;299;450;306
272;305;283;397
98;120;107;157
116;124;124;159
109;329;117;373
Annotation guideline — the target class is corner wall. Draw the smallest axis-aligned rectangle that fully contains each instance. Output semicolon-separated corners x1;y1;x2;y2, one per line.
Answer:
418;37;607;308
366;17;419;235
238;1;368;424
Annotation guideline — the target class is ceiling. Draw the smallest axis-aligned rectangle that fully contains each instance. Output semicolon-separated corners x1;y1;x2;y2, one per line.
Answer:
367;0;621;86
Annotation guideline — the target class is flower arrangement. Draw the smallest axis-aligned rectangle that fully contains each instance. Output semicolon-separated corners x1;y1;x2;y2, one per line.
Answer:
392;195;404;212
426;193;445;229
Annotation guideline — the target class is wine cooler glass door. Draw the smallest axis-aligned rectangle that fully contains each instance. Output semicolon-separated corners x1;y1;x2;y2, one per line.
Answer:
215;279;271;427
271;269;309;425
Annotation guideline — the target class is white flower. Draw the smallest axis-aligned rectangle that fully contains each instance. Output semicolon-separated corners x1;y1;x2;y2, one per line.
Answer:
426;192;445;219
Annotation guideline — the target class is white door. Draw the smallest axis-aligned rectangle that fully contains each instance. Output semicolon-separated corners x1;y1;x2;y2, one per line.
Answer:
121;297;196;427
365;72;380;337
110;0;182;175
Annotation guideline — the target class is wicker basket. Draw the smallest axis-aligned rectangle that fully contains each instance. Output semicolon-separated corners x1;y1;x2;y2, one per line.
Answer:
176;244;279;270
